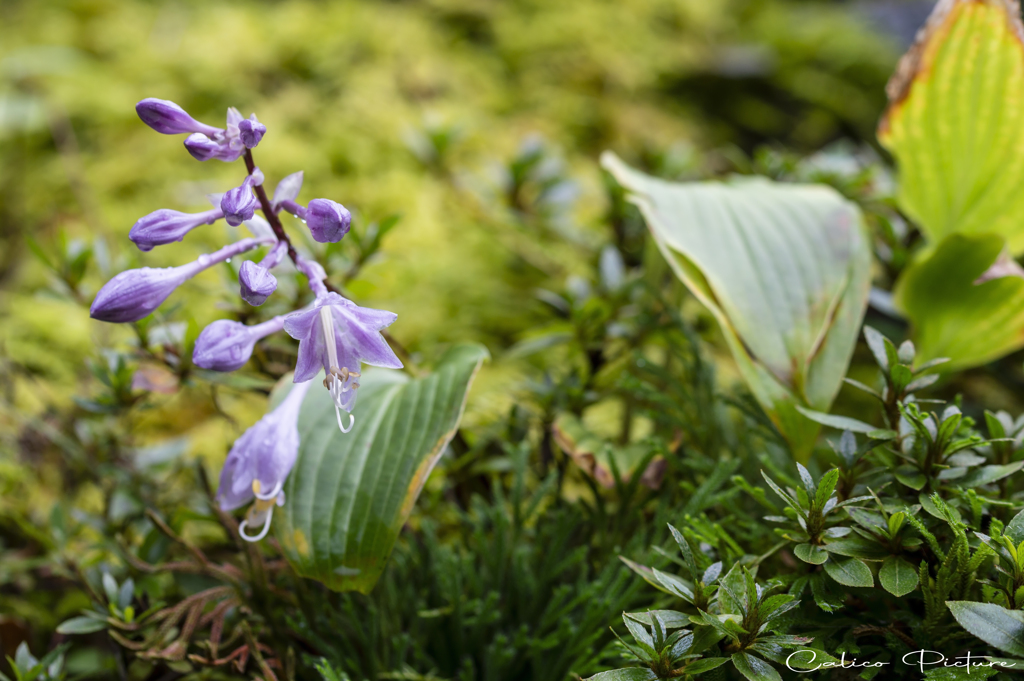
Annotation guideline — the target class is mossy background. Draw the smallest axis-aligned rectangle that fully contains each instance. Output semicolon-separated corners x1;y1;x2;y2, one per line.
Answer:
0;0;914;676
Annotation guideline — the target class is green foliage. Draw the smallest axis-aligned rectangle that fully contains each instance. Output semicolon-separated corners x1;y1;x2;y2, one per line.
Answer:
602;153;872;459
278;343;488;592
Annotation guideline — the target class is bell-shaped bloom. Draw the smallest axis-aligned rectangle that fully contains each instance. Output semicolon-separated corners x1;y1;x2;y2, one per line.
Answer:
129;207;223;251
238;114;266;149
239;260;278;306
136;98;222;137
283;292;401;431
216;379;312;541
90;237;270;323
280;198;351;244
193;316;285;371
220;169;263;226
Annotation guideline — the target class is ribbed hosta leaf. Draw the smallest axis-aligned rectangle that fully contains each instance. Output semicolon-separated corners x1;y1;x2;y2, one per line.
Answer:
276;343;488;592
879;0;1024;253
601;152;871;458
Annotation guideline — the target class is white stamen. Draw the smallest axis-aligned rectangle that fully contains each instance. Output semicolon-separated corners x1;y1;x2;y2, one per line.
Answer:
337;410;355;433
239;507;273;542
254;480;283;501
320;305;339;370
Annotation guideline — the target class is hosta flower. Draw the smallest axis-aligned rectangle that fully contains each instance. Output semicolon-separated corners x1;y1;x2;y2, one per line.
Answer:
281;198;351;243
90;238;269;323
238;260;278;306
184;133;245;162
216;379;312;542
238;114;266;149
283;292;402;431
129;207;224;251
136;98;222;137
193;316;285;371
220;168;263;226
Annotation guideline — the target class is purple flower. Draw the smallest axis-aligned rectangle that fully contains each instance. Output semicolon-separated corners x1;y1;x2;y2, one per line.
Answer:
221;169;263;226
271;171;303;210
238;114;266;149
90;238;270;323
283;292;401;430
193;316;285;371
239;260;278;306
280;198;351;244
129;207;223;251
184;133;245;163
136;98;222;137
89;266;190;323
306;199;351;243
216;379;312;541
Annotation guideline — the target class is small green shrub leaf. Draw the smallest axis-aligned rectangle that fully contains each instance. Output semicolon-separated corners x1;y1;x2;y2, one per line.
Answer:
824;557;873;588
879;556;919;597
947;601;1024;657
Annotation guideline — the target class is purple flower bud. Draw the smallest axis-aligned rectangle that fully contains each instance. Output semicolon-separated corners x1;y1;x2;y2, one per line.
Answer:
193;316;284;371
90;238;270;323
136;98;222;137
216;378;311;517
184;133;245;163
129;207;223;251
221;171;261;226
305;199;351;243
89;266;190;323
238;114;266;149
239;260;278;306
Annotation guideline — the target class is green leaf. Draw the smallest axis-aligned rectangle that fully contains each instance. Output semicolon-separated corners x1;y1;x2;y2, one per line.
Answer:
602;153;871;459
894;233;1024;370
680;658;729;675
793;543;829;565
624;610;690;630
277;344;488;592
947;601;1024;657
813;469;839;511
55;616;108;635
958;461;1024;488
585;668;657;681
923;666;1000;681
879;0;1024;254
894;466;927;491
731;652;783;681
795;407;876;434
823;557;873;587
1004;509;1024;544
879;556;919;597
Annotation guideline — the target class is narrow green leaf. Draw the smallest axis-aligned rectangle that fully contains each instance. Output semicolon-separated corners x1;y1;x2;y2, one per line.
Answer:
56;617;108;635
585;668;657;681
277;344;488;592
731;652;783;681
795;406;877;434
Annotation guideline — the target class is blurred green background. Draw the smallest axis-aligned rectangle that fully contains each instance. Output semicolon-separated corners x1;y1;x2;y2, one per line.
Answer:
0;0;914;670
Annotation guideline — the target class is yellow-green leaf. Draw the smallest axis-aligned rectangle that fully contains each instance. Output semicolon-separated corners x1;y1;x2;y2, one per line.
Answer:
894;233;1024;369
879;0;1024;253
276;343;488;592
